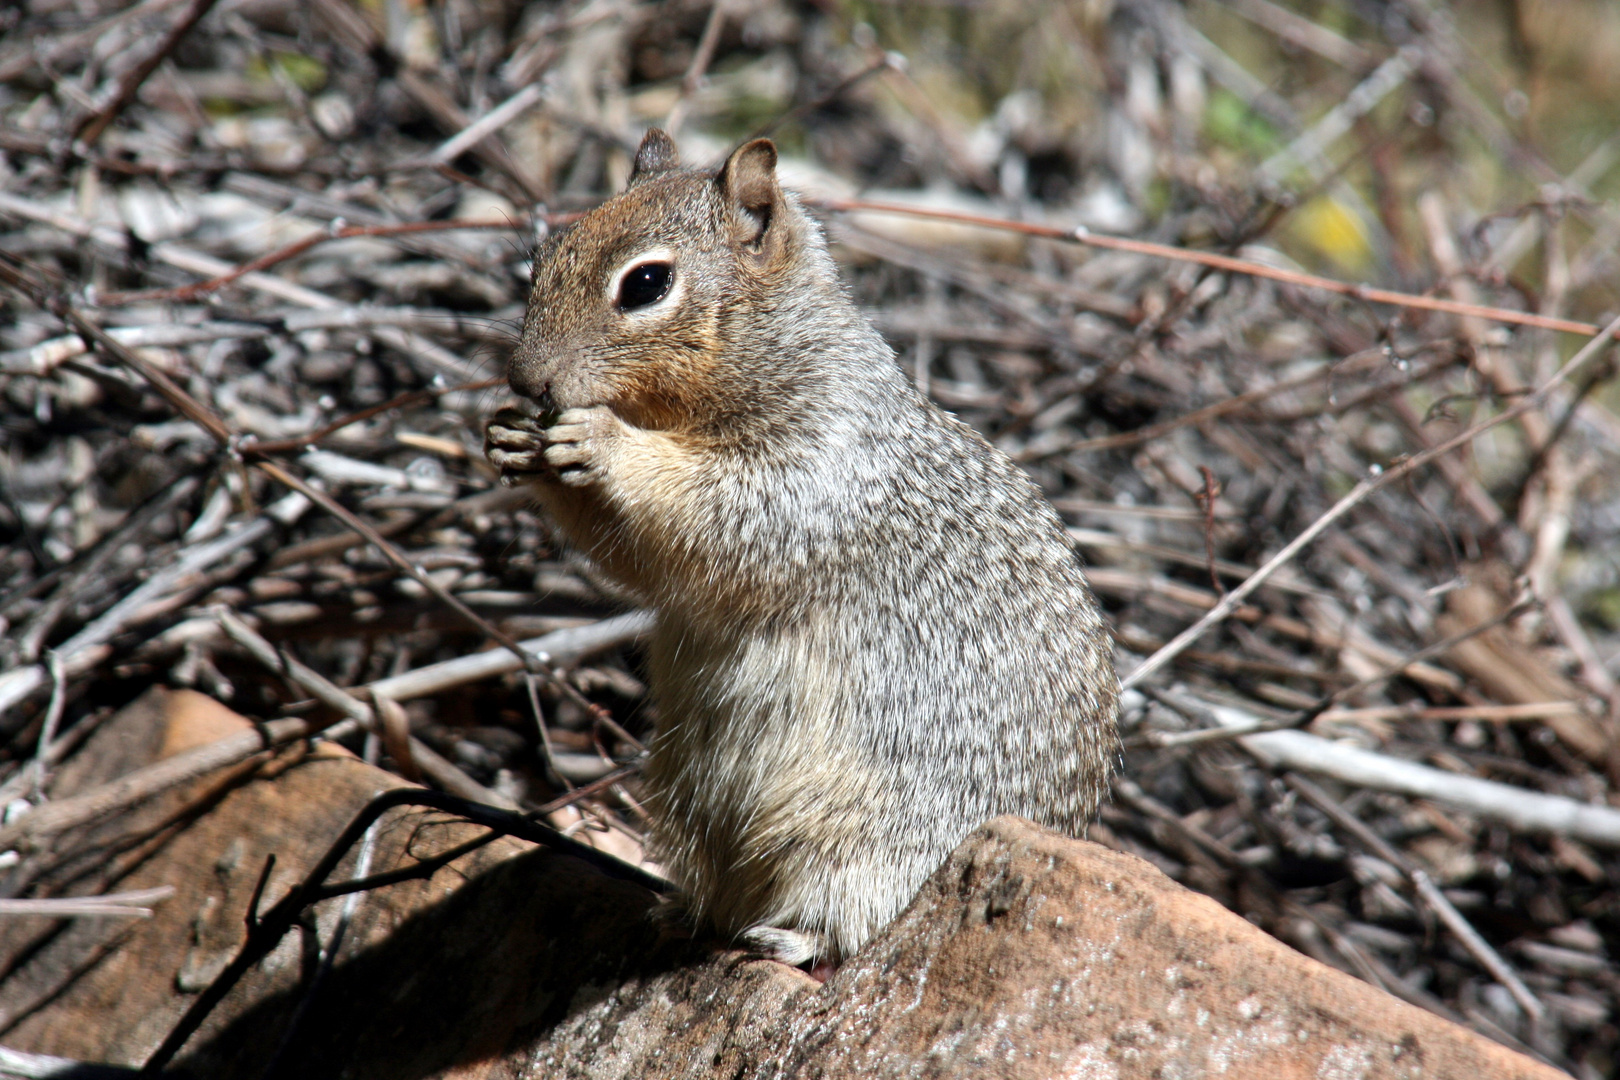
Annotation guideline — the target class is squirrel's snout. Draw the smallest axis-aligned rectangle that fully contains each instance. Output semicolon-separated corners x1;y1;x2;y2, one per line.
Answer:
507;356;550;403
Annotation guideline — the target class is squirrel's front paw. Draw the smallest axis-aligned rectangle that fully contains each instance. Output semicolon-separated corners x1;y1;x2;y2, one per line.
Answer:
485;407;551;485
543;406;625;487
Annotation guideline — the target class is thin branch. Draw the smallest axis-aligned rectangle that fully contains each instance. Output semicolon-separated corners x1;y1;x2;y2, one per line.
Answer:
663;0;730;138
140;786;666;1074
246;378;503;456
0;716;298;857
746;51;898;142
0;511;287;717
96;219;530;307
0;191;483;380
0;886;175;919
0;257;604;707
74;0;223;144
812;197;1620;341
428;82;546;166
215;608;513;808
1198;696;1620;847
1122;311;1620;691
1286;773;1545;1021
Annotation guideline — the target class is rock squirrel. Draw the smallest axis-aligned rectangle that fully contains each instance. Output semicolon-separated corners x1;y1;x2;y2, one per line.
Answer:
485;129;1118;967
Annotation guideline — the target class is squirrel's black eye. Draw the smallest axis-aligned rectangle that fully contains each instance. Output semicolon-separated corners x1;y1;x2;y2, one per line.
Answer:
617;262;673;310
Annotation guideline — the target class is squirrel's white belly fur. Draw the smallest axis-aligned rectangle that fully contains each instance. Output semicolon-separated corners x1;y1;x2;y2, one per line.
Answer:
645;616;904;961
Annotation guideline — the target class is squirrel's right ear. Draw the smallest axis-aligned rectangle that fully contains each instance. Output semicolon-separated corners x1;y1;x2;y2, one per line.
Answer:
628;128;680;186
716;138;783;261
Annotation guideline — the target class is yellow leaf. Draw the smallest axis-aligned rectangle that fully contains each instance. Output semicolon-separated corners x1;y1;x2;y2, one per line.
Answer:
1292;195;1373;275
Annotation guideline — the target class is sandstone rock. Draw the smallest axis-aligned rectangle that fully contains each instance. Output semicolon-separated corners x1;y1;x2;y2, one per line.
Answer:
0;688;1564;1079
767;824;1564;1080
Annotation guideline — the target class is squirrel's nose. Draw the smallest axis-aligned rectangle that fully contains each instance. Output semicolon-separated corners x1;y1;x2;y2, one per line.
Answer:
507;356;549;403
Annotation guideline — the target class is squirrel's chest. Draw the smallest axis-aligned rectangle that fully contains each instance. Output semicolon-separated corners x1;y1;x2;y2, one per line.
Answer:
647;619;835;737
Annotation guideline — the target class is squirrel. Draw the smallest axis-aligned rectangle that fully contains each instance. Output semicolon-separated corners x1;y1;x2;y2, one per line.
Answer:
485;129;1119;968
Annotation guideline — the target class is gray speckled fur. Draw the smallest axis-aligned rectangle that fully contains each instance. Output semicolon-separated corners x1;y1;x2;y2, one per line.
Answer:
489;132;1118;964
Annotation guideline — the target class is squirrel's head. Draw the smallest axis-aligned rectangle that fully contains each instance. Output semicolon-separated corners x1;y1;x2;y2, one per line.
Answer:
509;129;815;432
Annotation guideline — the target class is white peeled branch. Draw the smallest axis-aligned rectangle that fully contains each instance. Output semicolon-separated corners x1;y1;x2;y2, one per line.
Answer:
1210;703;1620;848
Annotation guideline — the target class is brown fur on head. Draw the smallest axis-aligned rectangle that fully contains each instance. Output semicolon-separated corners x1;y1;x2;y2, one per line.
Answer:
508;130;806;435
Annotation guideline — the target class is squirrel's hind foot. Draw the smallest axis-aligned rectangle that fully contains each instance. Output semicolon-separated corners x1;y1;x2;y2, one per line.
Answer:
655;902;837;979
739;924;832;968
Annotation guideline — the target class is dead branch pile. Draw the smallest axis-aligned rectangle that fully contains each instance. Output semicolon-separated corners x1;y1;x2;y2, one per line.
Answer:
1;0;1618;1074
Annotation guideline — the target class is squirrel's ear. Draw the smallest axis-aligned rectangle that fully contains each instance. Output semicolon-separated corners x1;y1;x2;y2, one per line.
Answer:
716;138;782;257
628;129;679;186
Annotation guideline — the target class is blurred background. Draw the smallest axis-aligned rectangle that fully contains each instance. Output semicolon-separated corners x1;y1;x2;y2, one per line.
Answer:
2;1;1620;1075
